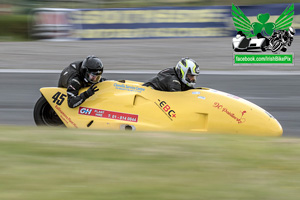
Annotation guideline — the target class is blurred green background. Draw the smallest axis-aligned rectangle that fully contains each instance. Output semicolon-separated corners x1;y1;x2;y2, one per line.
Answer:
0;0;298;41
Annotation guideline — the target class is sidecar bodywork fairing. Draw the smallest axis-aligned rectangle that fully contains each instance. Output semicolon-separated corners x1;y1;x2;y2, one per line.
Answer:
34;80;283;136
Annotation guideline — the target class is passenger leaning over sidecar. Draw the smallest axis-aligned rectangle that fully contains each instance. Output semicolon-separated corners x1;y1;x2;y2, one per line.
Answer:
143;58;200;92
58;55;106;108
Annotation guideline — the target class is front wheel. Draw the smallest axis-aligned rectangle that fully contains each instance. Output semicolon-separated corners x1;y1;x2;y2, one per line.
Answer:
33;95;65;127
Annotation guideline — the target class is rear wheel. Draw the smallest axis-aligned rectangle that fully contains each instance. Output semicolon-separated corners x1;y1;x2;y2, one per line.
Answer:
33;96;65;126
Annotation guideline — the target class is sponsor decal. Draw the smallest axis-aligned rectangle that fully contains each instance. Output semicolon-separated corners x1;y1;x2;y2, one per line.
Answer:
154;99;176;121
55;104;78;128
198;96;206;100
114;83;145;93
52;92;67;106
192;91;205;99
78;107;138;122
79;107;92;115
213;102;246;124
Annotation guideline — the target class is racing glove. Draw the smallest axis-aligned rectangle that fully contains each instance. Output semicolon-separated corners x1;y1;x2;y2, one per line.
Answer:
83;84;99;99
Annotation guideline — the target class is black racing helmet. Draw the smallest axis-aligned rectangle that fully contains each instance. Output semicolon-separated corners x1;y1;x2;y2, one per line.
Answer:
81;55;104;84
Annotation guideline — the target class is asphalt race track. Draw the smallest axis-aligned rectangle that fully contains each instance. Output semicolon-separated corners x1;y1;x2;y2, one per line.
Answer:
0;37;299;71
0;37;299;137
0;72;299;137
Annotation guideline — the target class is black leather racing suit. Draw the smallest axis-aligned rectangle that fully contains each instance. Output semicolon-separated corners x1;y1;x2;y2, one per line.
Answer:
58;61;106;108
142;67;193;91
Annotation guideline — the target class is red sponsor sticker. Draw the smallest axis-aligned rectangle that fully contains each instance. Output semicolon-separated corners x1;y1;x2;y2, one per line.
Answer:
55;104;78;128
213;102;246;124
78;107;138;122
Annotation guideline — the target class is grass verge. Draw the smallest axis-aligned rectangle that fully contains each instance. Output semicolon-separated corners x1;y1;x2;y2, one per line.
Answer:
0;126;300;200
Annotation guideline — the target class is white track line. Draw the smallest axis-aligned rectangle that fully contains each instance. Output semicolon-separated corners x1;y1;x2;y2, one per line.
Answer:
0;69;300;75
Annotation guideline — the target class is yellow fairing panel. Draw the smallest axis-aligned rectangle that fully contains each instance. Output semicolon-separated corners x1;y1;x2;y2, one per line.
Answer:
40;80;282;136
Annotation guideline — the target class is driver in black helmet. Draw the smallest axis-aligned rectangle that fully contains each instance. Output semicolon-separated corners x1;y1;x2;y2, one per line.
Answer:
58;55;106;108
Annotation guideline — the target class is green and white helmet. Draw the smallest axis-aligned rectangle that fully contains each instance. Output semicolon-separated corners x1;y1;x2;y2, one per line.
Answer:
175;58;200;87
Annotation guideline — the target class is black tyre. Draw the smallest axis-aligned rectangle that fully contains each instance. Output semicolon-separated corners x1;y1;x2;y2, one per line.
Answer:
33;95;65;126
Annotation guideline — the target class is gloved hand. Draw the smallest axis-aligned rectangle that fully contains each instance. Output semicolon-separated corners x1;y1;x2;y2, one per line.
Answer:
84;84;99;98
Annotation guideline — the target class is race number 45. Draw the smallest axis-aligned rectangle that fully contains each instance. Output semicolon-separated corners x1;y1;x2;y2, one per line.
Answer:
52;92;66;105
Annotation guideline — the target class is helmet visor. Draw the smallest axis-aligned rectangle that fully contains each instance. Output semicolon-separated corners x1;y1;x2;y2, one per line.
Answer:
87;70;102;83
186;68;197;83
